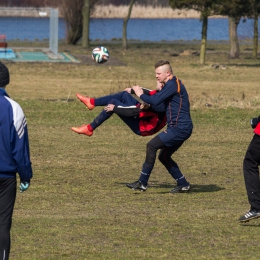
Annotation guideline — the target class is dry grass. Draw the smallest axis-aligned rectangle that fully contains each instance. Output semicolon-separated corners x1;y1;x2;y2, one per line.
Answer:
4;42;260;259
8;42;260;109
92;4;202;18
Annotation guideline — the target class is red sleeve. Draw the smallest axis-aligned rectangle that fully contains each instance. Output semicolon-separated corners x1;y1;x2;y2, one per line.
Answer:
254;123;260;135
149;90;157;96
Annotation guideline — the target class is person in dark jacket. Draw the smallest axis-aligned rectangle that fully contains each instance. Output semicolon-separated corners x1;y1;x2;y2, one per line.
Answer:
239;116;260;223
127;60;193;193
0;62;33;260
71;86;166;137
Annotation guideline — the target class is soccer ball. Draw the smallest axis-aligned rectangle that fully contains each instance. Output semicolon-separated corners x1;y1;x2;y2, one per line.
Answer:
92;46;109;63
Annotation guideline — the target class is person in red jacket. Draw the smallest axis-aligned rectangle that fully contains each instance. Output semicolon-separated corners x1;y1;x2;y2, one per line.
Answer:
239;116;260;223
71;84;166;137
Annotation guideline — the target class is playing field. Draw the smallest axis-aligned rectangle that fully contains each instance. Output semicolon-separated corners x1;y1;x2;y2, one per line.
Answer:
5;41;260;259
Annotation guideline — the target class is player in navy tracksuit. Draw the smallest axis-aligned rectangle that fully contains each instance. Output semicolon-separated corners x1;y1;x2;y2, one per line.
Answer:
0;62;33;260
71;89;166;137
127;60;193;193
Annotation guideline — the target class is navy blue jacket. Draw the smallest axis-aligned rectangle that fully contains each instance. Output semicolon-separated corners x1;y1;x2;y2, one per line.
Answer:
139;76;193;130
0;89;33;181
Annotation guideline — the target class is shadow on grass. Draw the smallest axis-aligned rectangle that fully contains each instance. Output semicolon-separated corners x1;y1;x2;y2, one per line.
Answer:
239;223;260;227
226;63;260;68
189;184;224;193
153;183;224;193
115;182;224;193
37;98;76;102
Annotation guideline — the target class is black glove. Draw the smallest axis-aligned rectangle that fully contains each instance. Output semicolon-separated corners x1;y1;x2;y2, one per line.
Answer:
250;117;260;129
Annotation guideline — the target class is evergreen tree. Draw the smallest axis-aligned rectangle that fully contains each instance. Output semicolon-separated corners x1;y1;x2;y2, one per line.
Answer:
169;0;218;65
216;0;251;59
246;0;260;59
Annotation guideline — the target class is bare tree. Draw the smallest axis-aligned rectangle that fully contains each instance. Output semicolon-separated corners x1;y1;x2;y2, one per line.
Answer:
228;17;240;59
122;0;135;50
60;0;99;45
82;0;90;48
252;15;258;59
247;0;260;59
60;0;84;44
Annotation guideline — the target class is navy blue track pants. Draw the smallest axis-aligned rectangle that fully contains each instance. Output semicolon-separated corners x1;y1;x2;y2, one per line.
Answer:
139;127;192;186
0;177;17;260
90;91;141;135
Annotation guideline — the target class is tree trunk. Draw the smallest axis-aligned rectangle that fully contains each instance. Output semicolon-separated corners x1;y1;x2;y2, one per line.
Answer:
122;0;135;50
200;15;208;65
252;13;258;59
228;16;240;59
60;0;84;45
82;0;90;48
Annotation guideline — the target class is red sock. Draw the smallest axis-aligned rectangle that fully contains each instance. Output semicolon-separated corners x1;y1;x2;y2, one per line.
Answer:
87;124;93;131
90;98;95;106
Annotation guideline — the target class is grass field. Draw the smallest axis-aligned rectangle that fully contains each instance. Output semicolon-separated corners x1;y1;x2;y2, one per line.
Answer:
4;41;260;259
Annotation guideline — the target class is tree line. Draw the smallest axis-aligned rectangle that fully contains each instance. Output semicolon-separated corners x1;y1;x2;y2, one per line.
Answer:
0;0;169;7
169;0;260;63
0;0;259;64
65;0;260;64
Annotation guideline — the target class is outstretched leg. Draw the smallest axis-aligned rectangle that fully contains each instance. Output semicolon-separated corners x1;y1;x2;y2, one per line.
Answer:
72;97;141;136
76;91;139;109
76;93;94;110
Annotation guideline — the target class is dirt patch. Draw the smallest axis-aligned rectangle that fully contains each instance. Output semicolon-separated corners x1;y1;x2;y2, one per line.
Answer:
73;54;127;66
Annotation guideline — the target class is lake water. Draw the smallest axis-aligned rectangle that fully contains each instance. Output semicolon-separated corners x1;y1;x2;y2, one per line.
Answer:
0;17;257;42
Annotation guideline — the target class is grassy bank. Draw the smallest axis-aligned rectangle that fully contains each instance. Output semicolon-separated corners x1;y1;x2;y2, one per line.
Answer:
4;42;260;259
0;5;202;18
91;4;202;18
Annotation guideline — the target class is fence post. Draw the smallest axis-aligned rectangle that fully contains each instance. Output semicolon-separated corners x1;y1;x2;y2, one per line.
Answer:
49;8;58;57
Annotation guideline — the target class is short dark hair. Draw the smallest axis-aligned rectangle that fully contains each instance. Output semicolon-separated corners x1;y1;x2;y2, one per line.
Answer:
154;60;170;69
0;62;10;88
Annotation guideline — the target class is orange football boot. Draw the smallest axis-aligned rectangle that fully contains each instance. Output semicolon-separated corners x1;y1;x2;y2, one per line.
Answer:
71;124;93;136
76;93;94;110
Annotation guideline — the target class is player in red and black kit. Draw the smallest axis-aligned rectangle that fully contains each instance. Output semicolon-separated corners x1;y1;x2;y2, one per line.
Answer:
239;116;260;223
71;84;166;137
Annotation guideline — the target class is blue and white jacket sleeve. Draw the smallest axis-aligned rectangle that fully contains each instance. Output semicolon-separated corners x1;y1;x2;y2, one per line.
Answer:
8;97;33;182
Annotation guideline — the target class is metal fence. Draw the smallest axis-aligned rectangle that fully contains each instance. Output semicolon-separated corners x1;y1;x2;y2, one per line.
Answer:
0;7;59;56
